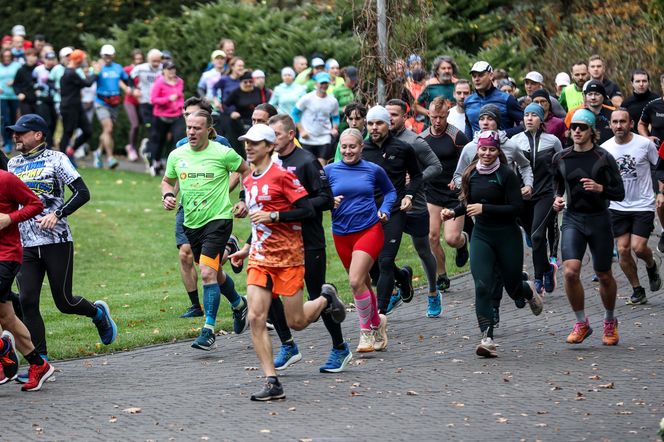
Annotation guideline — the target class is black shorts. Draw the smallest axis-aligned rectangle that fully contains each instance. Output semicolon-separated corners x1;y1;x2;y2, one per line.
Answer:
561;211;614;272
183;219;232;265
404;211;430;238
610;209;655;239
426;188;460;210
301;143;330;160
175;206;188;248
0;261;20;303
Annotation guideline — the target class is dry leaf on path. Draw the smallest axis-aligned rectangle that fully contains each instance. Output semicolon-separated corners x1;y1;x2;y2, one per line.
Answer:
122;407;142;414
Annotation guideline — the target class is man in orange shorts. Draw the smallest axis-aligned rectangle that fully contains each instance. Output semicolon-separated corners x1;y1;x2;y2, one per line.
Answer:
229;124;346;401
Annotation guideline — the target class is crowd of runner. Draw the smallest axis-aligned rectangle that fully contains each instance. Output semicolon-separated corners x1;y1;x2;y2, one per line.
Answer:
1;24;663;400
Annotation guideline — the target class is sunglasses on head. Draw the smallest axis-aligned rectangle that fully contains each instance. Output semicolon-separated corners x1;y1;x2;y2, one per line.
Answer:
570;123;590;131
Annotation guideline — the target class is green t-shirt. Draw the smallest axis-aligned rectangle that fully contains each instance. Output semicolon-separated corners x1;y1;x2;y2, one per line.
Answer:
416;83;455;108
165;140;243;229
333;84;355;111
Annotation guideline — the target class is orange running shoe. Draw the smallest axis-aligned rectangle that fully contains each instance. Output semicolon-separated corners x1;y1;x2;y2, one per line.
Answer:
566;318;593;344
602;318;619;346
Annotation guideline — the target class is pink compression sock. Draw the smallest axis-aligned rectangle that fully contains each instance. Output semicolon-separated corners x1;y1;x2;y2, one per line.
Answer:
369;288;381;328
354;290;373;330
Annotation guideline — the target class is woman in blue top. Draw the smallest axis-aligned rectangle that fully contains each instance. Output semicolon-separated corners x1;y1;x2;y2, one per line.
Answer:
269;67;306;116
324;128;396;354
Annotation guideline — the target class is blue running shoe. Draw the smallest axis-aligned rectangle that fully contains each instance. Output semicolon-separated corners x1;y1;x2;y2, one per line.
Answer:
180;304;203;318
274;342;302;371
525;233;533;248
543;263;557;293
385;289;403;315
426;292;442;318
93;300;117;345
93;150;103;169
319;343;352;373
192;327;216;351
533;279;544;295
107;157;119;169
232;297;248;335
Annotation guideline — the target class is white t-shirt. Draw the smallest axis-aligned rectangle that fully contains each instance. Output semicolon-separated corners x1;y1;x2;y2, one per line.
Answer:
447;106;466;134
602;134;659;211
294;91;339;146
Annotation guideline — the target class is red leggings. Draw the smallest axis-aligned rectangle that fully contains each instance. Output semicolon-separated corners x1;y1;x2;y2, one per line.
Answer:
333;222;384;269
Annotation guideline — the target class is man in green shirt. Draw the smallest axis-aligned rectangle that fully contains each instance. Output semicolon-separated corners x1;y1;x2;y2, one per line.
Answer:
559;61;589;112
162;109;251;351
415;56;457;128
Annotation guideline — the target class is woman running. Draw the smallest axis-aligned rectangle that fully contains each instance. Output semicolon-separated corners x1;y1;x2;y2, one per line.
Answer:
442;130;543;358
324;128;397;353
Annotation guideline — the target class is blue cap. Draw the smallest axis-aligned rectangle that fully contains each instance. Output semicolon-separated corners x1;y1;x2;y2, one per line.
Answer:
524;103;545;122
314;72;331;83
571;108;596;128
6;114;49;134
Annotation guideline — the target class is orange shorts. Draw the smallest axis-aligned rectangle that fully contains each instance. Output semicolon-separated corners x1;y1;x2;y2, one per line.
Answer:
247;265;305;298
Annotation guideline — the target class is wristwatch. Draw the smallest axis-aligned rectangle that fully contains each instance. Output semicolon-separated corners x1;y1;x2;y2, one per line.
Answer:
269;212;278;222
54;209;63;219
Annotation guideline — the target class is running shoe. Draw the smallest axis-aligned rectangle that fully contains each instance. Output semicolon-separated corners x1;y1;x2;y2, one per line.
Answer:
386;288;403;315
107;157;119;170
521;271;529;281
0;364;5;385
180;304;203;318
524;233;533;248
566;318;593;344
373;314;388;351
125;144;138;162
274;342;302;370
232;296;249;335
426;292;442;318
226;234;243;274
399;266;414;303
74;144;87;159
436;274;451;291
602;318;619;346
92;300;117;345
543;262;557;293
321;283;346;323
250;380;285;401
21;362;54;392
93;150;103;169
626;286;647;305
476;333;497;358
455;231;470;267
319;344;352;373
192;327;216;351
659;233;664;254
492;306;500;328
65;145;75;157
527;284;544;316
646;261;662;292
592;274;599;282
16;355;53;384
0;331;19;382
356;329;375;353
533;279;544;295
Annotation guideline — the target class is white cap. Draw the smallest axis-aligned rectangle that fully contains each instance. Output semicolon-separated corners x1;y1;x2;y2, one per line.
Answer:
100;44;116;56
555;72;571;87
281;67;296;77
238;124;276;143
11;25;26;36
251;69;266;79
470;61;493;74
311;57;325;68
524;71;544;84
59;46;74;59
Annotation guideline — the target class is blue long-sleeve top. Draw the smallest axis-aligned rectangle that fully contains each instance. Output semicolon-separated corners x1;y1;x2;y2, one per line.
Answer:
324;159;397;235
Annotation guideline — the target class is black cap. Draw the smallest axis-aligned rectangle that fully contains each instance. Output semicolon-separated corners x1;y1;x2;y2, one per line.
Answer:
161;50;172;60
583;80;606;97
239;71;253;82
6;114;49;134
44;51;57;60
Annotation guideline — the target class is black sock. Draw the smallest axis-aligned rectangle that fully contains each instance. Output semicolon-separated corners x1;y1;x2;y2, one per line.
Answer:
267;376;280;385
187;290;200;307
25;350;45;366
333;342;346;350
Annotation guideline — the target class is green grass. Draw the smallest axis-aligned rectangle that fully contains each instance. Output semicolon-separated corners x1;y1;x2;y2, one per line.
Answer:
30;168;467;360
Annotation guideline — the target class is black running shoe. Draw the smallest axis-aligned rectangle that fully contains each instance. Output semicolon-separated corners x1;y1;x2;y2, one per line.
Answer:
646;261;662;292
658;234;664;253
251;380;285;401
400;266;414;303
232;297;249;334
226;234;243;274
455;231;470;268
436;274;451;291
180;304;203;318
321;283;346;323
627;286;647;305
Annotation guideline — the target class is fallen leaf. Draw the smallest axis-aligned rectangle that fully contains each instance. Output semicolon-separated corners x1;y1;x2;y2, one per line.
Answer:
260;429;271;433
123;407;142;414
496;417;509;423
288;407;296;412
109;417;118;423
589;375;601;380
598;382;614;389
406;390;419;396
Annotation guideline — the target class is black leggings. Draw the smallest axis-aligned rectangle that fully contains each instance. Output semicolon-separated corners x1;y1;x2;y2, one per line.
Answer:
269;248;344;348
148;116;185;164
370;210;407;314
520;196;556;279
16;242;98;356
59;104;93;152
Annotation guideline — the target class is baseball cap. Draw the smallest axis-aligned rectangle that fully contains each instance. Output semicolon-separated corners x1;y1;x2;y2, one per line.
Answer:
11;25;26;37
7;114;49;134
555;72;571;87
345;66;358;81
524;71;544;84
44;51;57;60
311;57;325;68
470;61;493;74
238;124;276;143
70;49;86;64
571;109;596;128
314;72;331;83
583;80;606;96
161;50;172;60
252;69;266;79
100;44;116;56
59;46;73;58
211;50;226;60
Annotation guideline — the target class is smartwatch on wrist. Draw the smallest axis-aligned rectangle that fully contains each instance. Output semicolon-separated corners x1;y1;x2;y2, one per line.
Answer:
269;211;278;222
54;209;63;219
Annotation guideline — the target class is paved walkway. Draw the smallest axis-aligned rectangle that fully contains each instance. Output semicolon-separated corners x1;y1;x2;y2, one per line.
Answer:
3;235;663;441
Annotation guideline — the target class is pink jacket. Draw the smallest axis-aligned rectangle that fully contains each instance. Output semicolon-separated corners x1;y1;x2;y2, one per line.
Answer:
150;75;184;118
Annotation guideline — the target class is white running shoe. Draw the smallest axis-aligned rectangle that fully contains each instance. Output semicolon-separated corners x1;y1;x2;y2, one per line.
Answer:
373;314;388;351
356;329;375;353
476;334;497;358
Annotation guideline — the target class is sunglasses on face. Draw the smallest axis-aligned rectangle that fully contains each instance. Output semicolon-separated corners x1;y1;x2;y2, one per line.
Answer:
570;123;590;131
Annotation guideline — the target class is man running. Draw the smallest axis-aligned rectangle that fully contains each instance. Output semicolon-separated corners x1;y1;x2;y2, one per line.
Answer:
162;110;250;350
552;109;625;345
601;108;661;305
7;114;117;373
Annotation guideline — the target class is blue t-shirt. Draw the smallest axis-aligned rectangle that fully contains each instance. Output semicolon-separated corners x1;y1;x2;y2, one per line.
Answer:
324;159;396;235
95;62;129;106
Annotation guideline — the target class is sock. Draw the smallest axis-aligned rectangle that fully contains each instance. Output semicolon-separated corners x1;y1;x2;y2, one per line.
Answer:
604;309;614;321
219;275;242;308
25;350;45;366
267;375;280;386
574;310;586;323
369;288;381;328
203;283;221;327
187;290;200;307
333;342;347;350
354;290;373;330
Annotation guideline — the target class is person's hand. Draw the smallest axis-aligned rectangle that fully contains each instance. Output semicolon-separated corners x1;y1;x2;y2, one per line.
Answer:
300;129;310;139
553;196;565;212
657;193;664;209
36;213;59;230
521;185;533;200
377;211;389;223
440;208;455;221
466;203;483;217
162;195;177;210
580;178;603;193
330;127;339;138
230;111;241;120
448;180;456;190
229;244;250;269
333;195;344;209
169;93;178;102
400;196;412;212
132;87;141;98
649;136;661;145
0;213;11;230
233;201;248;218
17;93;25;101
250;210;273;224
